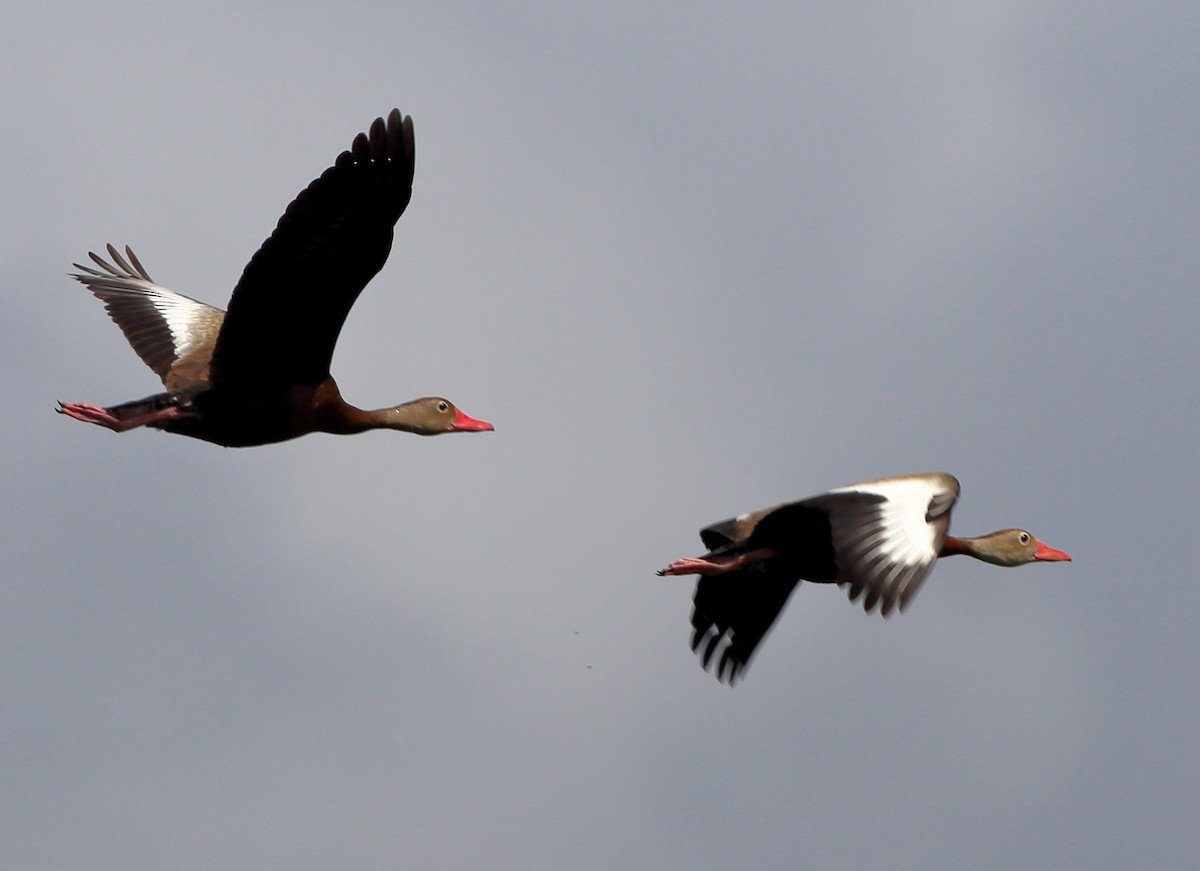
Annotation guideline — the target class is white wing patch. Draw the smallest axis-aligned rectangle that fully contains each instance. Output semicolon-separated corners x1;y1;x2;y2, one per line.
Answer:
72;245;224;385
143;286;214;357
826;476;956;616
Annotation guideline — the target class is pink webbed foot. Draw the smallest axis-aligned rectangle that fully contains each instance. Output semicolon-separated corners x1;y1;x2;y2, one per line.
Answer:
656;547;784;577
57;402;125;430
57;401;197;433
657;555;743;577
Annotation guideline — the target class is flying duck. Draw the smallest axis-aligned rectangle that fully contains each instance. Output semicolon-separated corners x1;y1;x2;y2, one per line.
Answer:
657;473;1071;684
58;109;492;447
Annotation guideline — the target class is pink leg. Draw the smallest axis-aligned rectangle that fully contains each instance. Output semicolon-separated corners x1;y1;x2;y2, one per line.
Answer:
656;547;783;577
57;401;196;432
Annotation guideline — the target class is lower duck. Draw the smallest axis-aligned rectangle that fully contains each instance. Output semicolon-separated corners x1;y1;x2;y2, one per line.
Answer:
657;472;1071;684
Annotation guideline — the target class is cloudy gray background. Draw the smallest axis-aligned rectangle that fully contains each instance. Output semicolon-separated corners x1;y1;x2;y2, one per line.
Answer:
3;2;1197;869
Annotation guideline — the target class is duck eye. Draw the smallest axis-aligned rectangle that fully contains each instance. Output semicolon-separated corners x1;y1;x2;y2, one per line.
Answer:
1019;532;1030;544
437;401;449;413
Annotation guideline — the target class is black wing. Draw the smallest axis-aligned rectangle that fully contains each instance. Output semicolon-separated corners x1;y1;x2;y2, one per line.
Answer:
210;109;416;389
687;500;839;684
691;564;802;685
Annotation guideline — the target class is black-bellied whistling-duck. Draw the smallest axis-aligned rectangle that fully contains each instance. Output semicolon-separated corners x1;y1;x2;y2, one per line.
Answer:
657;473;1071;684
58;110;493;447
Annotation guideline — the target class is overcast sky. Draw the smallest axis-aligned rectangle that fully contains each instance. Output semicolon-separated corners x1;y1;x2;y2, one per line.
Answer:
3;2;1198;869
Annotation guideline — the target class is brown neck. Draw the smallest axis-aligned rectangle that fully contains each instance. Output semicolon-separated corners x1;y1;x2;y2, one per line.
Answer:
348;402;432;435
938;532;1016;567
294;379;396;436
939;535;973;558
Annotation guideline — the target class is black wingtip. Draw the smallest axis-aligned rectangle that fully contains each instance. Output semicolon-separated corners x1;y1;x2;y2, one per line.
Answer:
368;114;387;157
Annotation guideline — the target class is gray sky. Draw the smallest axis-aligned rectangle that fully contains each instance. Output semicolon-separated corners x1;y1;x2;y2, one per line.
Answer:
3;2;1198;869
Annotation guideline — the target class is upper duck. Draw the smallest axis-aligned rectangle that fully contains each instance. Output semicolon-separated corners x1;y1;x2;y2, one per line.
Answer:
657;473;1071;684
58;109;493;447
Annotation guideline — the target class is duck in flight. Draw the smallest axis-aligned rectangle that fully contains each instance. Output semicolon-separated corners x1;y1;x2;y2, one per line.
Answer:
658;473;1071;684
58;109;493;447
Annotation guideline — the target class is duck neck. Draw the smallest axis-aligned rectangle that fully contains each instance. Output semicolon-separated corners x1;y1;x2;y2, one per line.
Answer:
939;533;1007;566
358;400;433;435
298;379;385;435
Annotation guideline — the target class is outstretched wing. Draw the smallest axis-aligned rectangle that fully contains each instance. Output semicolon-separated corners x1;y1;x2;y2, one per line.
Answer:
210;109;416;389
820;475;959;616
688;500;836;683
690;565;802;685
71;244;224;390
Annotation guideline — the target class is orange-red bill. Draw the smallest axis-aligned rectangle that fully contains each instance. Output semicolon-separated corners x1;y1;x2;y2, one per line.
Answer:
451;408;494;432
1034;540;1071;561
